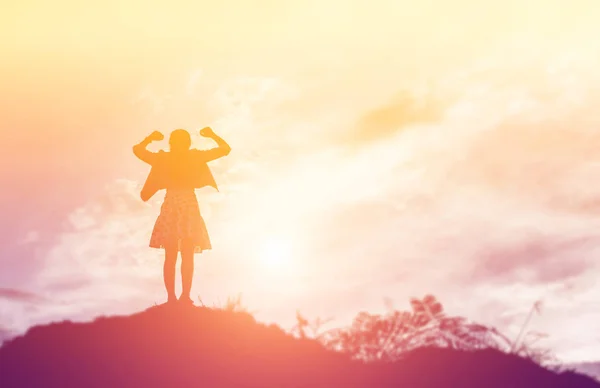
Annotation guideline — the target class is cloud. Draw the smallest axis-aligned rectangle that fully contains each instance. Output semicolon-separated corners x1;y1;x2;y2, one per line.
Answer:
21;179;162;310
468;234;596;284
349;90;443;144
265;50;600;362
0;288;44;303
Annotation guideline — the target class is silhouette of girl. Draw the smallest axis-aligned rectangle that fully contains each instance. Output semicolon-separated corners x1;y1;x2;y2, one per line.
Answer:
133;127;231;304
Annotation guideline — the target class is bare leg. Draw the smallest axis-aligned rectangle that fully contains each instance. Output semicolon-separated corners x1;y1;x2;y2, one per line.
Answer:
180;238;195;301
164;242;178;302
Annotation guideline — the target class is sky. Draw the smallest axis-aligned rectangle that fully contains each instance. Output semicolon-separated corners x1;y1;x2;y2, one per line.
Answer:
2;0;600;363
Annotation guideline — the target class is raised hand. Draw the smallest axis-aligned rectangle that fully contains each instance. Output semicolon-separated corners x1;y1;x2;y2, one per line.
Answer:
199;127;215;138
147;130;164;142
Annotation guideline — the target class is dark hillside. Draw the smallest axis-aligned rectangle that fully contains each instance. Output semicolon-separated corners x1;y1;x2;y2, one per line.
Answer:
0;304;597;388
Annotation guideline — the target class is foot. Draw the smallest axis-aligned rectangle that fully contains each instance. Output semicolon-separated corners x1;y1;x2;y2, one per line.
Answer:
167;295;178;304
178;295;194;305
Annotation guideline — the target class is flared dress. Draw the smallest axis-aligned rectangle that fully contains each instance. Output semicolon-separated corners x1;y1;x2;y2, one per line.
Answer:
149;189;212;253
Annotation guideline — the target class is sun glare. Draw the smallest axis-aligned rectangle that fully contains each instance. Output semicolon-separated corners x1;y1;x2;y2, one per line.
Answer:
260;237;294;271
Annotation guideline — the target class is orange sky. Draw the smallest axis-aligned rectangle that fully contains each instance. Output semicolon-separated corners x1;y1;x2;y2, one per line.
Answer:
2;0;600;363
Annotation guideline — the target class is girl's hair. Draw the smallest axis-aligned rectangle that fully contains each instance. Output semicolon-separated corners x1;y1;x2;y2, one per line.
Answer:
169;129;192;151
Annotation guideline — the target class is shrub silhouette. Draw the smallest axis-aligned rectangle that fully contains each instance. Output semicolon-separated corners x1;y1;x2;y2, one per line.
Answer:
1;301;597;388
296;295;557;367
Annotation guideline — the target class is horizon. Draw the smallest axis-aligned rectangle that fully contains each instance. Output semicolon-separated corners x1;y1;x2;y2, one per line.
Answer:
2;0;600;364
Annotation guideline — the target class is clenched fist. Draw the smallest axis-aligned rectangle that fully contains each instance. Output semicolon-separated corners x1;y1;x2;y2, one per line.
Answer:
199;127;215;138
147;131;164;142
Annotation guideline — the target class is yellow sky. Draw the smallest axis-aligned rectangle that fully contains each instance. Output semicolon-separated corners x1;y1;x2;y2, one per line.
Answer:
2;0;599;144
4;0;598;68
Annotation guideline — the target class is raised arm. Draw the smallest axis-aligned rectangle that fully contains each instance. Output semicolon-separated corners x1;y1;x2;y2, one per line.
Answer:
198;127;231;162
133;131;163;165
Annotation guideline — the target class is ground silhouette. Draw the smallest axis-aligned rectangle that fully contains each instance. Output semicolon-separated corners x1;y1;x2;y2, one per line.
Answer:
0;304;598;388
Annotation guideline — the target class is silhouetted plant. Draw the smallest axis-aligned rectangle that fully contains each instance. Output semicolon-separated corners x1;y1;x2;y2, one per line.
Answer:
224;294;248;313
299;295;555;367
508;300;559;368
292;311;310;339
515;331;559;369
292;311;333;340
318;295;512;361
208;293;255;314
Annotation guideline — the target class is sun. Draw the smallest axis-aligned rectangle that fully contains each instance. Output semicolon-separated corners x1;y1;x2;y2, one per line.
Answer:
259;236;294;271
